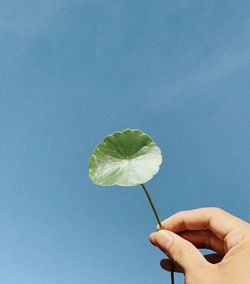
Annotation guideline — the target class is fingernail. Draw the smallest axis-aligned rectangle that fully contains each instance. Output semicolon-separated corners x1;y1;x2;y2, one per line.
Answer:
156;231;174;250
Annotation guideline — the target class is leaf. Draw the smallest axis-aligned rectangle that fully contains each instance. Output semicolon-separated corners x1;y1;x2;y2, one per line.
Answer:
88;129;162;186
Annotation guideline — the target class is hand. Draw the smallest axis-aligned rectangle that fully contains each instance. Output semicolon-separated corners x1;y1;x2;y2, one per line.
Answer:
149;207;250;284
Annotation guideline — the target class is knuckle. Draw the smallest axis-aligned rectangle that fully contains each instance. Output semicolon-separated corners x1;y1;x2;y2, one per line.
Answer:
172;210;185;220
177;210;188;221
225;228;250;251
178;210;187;215
205;207;224;214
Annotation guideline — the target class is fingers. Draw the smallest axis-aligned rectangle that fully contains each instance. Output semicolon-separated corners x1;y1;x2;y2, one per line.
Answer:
160;253;224;273
159;207;246;241
179;230;225;254
150;230;208;273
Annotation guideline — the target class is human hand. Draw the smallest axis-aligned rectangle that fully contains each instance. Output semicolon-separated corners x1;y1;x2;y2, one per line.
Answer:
149;207;250;284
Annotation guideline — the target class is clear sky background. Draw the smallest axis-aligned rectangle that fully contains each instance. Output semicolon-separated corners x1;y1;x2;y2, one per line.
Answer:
1;1;250;283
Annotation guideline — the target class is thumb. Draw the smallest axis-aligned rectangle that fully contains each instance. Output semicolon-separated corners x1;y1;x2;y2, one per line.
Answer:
150;230;208;273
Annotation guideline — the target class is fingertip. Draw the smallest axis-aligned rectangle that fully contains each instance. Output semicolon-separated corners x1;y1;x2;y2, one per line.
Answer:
149;232;157;244
160;258;168;270
160;259;174;272
160;259;183;273
154;230;174;250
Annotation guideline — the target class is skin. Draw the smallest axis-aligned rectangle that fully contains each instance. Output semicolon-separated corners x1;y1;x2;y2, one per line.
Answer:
149;207;250;284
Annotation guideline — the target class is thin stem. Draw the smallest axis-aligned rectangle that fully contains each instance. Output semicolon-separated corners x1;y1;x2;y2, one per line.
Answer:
170;263;175;284
141;183;175;284
141;184;163;229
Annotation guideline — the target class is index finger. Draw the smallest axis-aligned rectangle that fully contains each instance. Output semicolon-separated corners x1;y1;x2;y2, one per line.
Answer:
160;207;247;240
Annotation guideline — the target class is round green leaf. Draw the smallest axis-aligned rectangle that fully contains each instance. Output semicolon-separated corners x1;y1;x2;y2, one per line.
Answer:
88;129;162;186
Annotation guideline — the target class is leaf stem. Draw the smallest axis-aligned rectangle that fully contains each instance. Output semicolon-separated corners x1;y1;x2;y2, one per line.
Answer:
141;184;163;229
141;183;174;284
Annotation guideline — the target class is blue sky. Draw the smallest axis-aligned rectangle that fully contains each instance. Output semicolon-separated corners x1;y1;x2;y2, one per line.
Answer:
1;1;250;283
